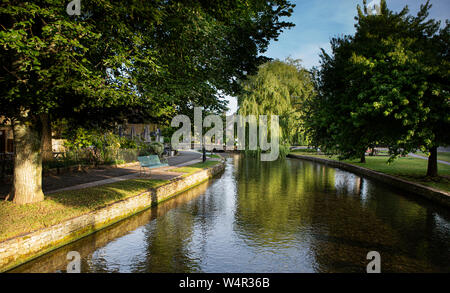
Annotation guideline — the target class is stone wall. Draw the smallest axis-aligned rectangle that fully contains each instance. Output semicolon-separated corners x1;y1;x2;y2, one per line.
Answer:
11;179;213;273
288;154;450;208
0;161;225;272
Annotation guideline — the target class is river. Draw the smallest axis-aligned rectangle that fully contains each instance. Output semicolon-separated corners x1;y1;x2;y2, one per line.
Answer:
11;155;450;273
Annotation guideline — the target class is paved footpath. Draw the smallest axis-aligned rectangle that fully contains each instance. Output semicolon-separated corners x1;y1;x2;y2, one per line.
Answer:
45;151;206;194
0;151;205;197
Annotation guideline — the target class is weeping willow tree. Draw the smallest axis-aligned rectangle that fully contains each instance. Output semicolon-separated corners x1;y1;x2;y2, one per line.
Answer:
238;58;316;157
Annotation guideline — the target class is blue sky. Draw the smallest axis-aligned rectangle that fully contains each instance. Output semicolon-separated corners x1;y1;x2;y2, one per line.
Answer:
265;0;450;68
226;0;450;114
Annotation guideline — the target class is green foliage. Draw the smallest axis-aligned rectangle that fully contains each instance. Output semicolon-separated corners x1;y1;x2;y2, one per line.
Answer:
119;137;138;149
0;0;296;202
149;142;164;156
0;0;296;128
63;128;93;151
0;0;157;121
305;0;450;168
238;58;316;153
63;128;134;166
142;0;296;118
137;142;164;157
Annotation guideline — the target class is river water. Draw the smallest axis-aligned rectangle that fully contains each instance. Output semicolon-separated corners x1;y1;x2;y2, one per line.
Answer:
12;155;450;273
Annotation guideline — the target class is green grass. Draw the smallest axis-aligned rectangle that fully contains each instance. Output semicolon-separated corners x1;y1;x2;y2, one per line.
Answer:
207;154;221;159
414;152;450;163
0;178;168;242
171;160;221;175
437;152;450;163
0;160;223;243
290;152;450;192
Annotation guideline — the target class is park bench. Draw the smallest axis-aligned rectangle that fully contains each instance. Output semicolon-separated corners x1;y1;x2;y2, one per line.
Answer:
137;155;169;176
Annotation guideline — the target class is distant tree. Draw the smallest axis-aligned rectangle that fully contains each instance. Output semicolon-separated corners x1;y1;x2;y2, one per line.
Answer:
305;0;450;175
238;59;316;150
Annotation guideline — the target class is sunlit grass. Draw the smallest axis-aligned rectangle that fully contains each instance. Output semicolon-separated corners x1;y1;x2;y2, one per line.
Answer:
413;152;450;163
0;160;223;242
171;160;221;174
0;178;168;242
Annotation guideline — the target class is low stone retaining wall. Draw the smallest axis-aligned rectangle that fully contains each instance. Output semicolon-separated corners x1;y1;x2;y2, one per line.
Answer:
0;161;225;272
288;154;450;208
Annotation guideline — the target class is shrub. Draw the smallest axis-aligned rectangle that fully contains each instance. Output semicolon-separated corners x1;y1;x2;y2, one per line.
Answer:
63;128;133;166
150;142;164;156
137;142;164;157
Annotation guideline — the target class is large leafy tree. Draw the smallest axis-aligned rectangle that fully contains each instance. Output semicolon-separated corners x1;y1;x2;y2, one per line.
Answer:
305;0;449;175
0;0;159;204
0;0;295;204
51;1;297;130
135;0;296;118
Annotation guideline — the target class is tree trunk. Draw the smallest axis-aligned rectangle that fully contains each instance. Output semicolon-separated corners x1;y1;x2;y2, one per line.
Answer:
10;115;45;205
426;146;438;177
41;113;53;162
360;152;366;163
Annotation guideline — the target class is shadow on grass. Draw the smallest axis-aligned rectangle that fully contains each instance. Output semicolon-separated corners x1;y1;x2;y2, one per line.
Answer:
0;178;169;241
47;179;169;209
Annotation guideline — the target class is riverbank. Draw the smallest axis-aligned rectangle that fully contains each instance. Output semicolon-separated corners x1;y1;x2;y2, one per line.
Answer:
288;153;450;208
9;155;450;273
0;160;224;272
0;151;202;199
290;150;450;191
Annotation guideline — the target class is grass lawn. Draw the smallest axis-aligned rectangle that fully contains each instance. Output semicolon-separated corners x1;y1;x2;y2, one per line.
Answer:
290;150;450;192
171;160;221;175
0;160;222;242
0;178;168;242
437;152;450;163
414;152;450;163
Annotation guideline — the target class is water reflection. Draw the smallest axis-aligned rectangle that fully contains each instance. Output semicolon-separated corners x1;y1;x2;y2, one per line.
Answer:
11;155;450;273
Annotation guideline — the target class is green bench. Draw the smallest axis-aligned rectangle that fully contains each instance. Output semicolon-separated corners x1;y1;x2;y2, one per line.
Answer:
137;155;169;176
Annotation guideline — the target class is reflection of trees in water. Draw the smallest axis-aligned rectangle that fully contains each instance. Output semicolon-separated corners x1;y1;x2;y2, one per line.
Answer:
130;182;218;273
233;157;336;245
306;167;450;272
135;208;198;272
233;156;450;272
13;156;450;273
12;181;214;273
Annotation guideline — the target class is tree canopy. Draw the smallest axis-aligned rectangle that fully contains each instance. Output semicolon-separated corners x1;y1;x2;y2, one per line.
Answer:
304;0;449;175
0;0;295;204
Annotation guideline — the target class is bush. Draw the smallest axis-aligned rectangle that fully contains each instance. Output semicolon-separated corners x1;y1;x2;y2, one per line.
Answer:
120;137;138;149
117;149;139;163
137;142;164;157
150;142;164;156
63;128;137;166
59;127;170;167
